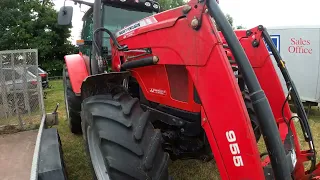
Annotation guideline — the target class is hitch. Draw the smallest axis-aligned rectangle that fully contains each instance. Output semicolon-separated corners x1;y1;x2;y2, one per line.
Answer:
45;103;60;127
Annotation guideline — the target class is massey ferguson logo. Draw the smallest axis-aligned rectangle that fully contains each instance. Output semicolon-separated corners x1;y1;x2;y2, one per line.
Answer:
118;22;141;36
149;88;167;95
115;17;158;38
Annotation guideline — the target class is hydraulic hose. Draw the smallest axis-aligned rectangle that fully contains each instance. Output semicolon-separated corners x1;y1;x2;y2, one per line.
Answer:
262;29;316;171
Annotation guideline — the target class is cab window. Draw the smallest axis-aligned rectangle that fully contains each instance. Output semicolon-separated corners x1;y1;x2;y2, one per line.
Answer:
80;11;94;56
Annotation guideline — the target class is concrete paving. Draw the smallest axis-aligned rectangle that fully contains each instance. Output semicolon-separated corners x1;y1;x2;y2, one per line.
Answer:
0;130;38;180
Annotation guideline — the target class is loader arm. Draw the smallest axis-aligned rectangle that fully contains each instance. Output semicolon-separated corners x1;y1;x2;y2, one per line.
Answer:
220;27;320;179
114;13;265;178
108;0;320;179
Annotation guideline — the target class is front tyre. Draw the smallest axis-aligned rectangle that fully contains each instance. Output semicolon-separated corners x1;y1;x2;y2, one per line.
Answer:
81;92;170;180
63;65;82;134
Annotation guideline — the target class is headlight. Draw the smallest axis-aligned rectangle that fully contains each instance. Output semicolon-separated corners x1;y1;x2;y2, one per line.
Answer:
145;1;151;7
153;3;158;9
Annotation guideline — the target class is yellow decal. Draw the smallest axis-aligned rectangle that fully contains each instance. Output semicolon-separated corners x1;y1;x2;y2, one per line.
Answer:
280;60;286;68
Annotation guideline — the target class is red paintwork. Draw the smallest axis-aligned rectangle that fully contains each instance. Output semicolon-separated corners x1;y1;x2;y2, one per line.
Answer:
110;0;320;179
219;28;319;178
130;65;200;112
114;4;264;179
62;0;320;178
64;54;89;95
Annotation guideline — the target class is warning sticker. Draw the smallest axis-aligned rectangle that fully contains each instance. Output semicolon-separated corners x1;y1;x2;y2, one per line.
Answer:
115;16;158;37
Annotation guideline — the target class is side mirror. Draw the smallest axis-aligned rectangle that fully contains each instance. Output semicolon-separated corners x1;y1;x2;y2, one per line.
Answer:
58;6;73;25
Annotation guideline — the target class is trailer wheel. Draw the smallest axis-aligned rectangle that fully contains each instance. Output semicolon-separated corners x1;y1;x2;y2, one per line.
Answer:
243;90;262;142
81;92;170;180
63;65;82;134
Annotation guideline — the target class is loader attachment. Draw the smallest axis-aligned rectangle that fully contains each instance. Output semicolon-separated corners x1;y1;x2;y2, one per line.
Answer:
103;0;320;178
207;0;320;179
262;27;317;172
218;15;320;180
207;1;291;178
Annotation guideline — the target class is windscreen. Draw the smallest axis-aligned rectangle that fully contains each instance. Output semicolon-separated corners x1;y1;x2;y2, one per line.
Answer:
102;5;153;49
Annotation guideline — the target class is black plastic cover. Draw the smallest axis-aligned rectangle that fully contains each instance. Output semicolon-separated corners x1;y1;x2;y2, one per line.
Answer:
38;128;68;180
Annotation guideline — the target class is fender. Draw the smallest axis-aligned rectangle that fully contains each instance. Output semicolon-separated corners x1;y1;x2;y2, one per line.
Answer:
81;71;130;100
64;54;90;95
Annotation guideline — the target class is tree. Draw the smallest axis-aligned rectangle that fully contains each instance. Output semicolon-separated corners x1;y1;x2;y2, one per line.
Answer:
236;25;246;29
213;13;247;31
0;0;77;76
215;13;235;31
158;0;186;11
226;14;234;27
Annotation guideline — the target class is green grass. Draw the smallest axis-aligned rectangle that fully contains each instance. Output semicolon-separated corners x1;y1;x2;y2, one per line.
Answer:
44;79;320;180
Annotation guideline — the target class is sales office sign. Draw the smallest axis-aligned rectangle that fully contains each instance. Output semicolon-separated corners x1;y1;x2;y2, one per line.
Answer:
267;34;315;56
288;37;313;54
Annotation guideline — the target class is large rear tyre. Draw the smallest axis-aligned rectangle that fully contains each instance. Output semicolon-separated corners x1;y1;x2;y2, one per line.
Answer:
63;65;82;134
81;92;170;180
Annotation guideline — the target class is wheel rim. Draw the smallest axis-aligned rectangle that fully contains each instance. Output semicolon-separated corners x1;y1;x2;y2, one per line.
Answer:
87;125;110;180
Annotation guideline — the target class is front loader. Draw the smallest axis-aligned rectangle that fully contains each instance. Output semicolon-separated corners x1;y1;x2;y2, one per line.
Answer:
58;0;320;179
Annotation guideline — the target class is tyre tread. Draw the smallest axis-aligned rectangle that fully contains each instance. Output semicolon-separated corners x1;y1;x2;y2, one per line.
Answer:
63;65;82;134
143;129;162;170
134;111;150;140
82;92;170;180
99;130;143;156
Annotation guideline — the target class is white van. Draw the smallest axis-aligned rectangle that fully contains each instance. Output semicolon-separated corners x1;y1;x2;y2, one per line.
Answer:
266;25;320;106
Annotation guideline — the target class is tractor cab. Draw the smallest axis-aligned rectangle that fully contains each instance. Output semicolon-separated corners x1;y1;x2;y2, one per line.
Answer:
77;0;159;59
58;0;160;74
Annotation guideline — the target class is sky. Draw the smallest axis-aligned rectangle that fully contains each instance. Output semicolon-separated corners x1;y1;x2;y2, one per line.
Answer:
53;0;320;44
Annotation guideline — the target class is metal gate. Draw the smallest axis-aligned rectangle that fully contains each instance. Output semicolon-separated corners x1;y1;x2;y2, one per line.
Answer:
0;49;44;132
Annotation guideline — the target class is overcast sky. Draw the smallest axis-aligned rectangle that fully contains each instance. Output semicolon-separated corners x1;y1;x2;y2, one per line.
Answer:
53;0;320;44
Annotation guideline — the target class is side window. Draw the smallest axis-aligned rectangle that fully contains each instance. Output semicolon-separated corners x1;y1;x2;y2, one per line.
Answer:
80;12;93;56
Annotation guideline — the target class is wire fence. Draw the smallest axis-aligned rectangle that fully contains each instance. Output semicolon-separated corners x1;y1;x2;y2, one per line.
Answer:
0;49;45;133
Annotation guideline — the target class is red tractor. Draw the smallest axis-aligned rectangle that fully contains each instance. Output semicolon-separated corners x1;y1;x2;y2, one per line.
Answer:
58;0;320;179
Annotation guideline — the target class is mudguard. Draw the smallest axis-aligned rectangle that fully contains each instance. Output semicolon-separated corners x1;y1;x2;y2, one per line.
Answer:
64;54;89;95
81;71;130;100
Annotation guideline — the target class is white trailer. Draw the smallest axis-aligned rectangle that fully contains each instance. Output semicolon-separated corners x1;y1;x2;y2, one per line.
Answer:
266;26;320;106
